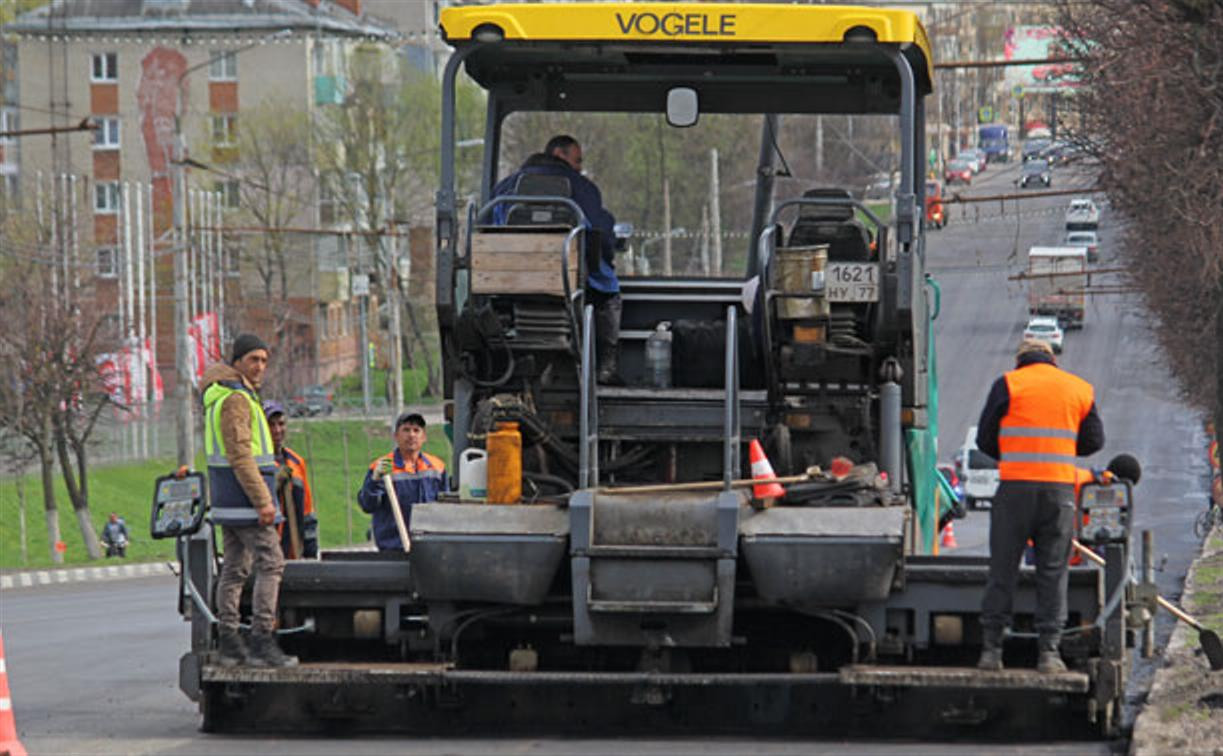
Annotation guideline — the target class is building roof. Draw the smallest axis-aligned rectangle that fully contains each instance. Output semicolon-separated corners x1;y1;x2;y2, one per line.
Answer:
5;0;399;39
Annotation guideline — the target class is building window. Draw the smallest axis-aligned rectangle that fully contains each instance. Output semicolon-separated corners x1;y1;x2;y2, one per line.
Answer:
225;241;241;276
92;117;120;149
91;52;118;82
96;247;118;277
0;108;16;143
94;181;120;213
210;114;237;146
318;178;340;225
209;50;237;81
215;179;241;209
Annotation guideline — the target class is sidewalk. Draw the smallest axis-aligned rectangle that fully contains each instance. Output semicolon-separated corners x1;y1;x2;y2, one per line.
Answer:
1129;521;1223;754
0;561;175;591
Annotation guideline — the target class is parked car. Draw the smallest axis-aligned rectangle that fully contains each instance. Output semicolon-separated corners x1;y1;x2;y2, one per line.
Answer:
955;426;999;510
1023;315;1064;354
287;385;334;417
956;148;987;173
1064;230;1099;262
1019;159;1051;188
944;159;973;185
925;180;946;229
1064;198;1100;230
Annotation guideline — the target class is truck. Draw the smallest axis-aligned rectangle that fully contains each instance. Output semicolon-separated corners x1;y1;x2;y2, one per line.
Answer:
158;3;1142;739
1028;246;1088;330
977;124;1010;163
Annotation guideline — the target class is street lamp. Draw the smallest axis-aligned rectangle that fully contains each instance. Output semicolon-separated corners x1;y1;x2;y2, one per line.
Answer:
171;28;291;467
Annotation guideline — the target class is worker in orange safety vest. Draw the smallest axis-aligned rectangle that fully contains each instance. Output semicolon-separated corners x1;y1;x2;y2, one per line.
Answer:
263;400;318;559
974;338;1105;675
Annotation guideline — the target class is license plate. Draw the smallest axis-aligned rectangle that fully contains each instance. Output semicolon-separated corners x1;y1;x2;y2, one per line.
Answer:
825;263;880;303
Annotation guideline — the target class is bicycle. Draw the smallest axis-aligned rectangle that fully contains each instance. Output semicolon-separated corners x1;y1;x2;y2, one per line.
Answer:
1194;497;1223;539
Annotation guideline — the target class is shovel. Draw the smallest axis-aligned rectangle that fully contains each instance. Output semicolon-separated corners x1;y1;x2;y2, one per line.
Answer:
1072;539;1223;671
383;473;412;554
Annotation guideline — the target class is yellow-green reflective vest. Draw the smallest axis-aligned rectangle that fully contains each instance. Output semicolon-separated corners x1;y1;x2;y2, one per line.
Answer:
203;380;279;526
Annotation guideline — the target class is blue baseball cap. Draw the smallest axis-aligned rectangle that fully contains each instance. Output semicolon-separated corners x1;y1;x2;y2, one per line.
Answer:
263;400;287;419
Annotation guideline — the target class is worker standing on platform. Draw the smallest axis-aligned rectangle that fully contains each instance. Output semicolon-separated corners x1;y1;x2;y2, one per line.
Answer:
203;333;298;668
358;412;449;550
263;400;318;560
975;339;1104;674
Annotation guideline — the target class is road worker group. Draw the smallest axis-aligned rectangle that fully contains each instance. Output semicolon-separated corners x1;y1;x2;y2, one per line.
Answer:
200;333;449;667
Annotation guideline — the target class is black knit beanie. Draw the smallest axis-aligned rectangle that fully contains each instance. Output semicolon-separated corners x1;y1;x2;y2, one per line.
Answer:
231;333;269;364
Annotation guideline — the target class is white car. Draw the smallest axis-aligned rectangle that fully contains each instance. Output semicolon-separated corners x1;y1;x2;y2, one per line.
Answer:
1064;230;1099;262
1024;315;1065;354
955;426;999;510
1064;198;1100;230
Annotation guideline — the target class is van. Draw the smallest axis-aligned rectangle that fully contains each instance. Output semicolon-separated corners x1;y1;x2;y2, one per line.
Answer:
955;425;999;509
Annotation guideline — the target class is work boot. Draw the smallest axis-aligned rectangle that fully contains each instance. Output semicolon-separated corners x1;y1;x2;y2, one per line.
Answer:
594;294;624;386
246;631;298;668
977;627;1004;671
596;346;624;385
1037;649;1067;674
216;626;248;668
976;646;1003;671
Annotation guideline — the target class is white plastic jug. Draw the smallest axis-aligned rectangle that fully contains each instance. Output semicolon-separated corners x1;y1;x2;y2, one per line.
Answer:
458;448;488;500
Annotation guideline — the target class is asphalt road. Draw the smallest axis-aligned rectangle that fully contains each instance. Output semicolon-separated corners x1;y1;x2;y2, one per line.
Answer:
1;160;1208;755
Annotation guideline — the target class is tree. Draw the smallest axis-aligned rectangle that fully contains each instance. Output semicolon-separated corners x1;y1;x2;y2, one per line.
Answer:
1059;0;1223;433
228;99;318;397
315;50;485;401
0;215;112;561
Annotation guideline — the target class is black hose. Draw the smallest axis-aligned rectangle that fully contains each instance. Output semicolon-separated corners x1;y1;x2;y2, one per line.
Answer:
524;471;575;494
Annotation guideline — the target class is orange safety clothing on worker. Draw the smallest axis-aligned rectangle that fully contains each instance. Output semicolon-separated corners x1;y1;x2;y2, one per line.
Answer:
275;446;317;559
996;363;1096;484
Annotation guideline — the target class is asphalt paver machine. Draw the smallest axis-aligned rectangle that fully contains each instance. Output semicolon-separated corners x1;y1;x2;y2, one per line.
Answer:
165;3;1138;738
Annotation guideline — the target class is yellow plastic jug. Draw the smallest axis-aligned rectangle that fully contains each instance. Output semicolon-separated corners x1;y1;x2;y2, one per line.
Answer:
486;421;522;504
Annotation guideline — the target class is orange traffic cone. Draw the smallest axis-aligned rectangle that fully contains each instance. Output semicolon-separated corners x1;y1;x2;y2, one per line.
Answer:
941;521;958;550
749;439;787;504
0;632;28;756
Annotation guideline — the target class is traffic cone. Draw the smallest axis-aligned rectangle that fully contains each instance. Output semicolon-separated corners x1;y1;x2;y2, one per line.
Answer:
749;439;787;504
0;632;28;756
941;521;958;550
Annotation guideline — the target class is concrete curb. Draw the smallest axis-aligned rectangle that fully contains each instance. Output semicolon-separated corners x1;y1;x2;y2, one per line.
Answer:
1129;522;1223;755
0;561;175;592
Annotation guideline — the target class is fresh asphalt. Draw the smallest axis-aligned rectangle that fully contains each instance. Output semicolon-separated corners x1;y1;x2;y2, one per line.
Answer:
0;161;1206;753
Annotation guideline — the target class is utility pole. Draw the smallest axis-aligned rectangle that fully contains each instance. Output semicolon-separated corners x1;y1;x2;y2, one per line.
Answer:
699;204;711;276
387;222;404;416
815;116;824;177
709;148;722;276
662;178;673;276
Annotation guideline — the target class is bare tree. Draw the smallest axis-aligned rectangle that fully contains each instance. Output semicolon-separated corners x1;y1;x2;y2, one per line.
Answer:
314;54;483;399
0;220;112;561
1058;0;1223;433
230;99;317;396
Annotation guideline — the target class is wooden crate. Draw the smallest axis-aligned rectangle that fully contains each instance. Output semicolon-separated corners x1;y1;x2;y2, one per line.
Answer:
470;230;580;296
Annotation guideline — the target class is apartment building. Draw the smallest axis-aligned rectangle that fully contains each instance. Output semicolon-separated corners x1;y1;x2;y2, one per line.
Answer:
3;0;413;393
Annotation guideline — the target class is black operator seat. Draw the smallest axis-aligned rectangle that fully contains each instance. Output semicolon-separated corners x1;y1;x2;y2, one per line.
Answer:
784;188;873;261
505;173;577;227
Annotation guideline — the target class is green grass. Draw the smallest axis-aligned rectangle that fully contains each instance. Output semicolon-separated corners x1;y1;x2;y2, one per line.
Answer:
0;419;452;569
334;365;441;408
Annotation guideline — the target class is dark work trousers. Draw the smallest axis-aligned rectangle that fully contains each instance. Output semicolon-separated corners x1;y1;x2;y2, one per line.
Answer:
216;523;285;634
587;290;622;369
981;480;1076;649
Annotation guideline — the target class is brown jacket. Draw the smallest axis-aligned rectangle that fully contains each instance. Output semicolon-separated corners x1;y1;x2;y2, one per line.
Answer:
201;362;274;512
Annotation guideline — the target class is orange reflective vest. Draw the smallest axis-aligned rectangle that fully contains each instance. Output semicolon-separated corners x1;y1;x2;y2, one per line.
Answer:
998;363;1095;484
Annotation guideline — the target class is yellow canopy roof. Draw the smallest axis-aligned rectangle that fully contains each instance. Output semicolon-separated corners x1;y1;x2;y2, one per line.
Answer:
441;2;932;83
